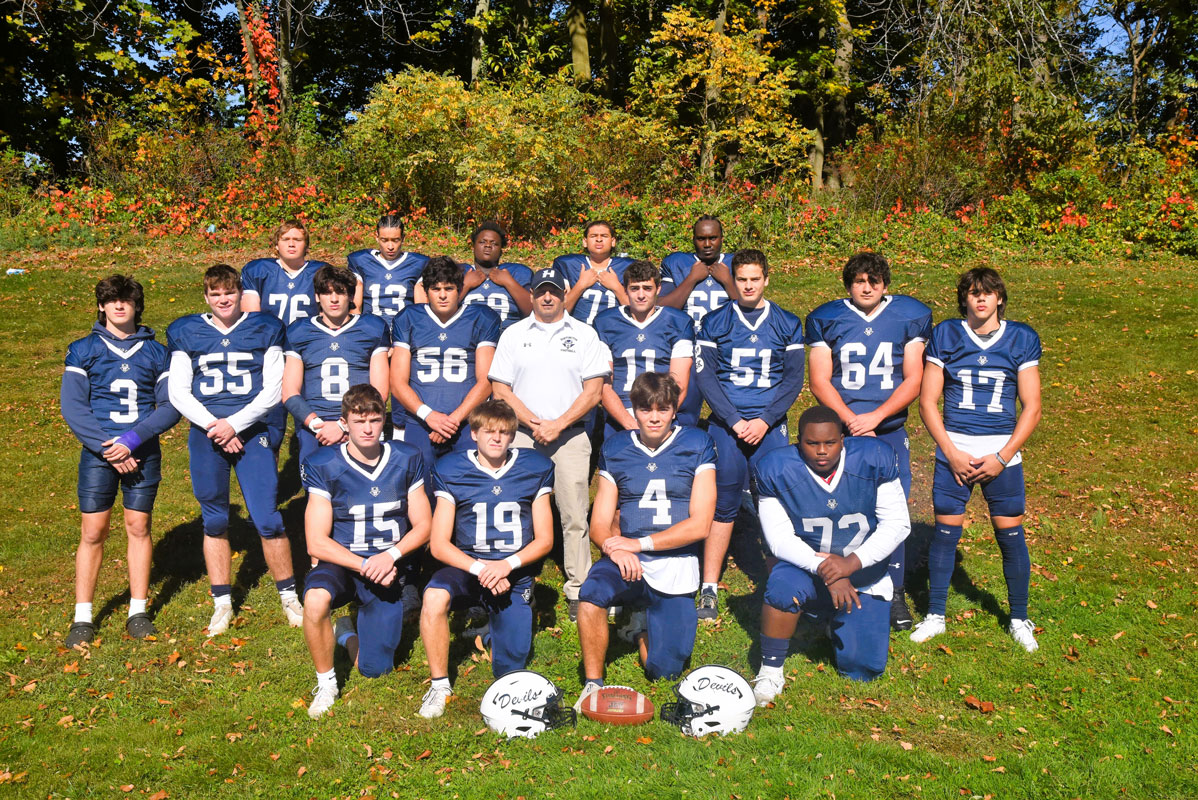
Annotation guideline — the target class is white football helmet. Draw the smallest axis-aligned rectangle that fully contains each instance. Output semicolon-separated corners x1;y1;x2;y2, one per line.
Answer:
480;670;577;739
660;664;755;737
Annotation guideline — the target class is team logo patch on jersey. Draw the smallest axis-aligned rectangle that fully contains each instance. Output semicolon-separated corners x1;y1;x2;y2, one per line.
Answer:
560;336;577;352
438;333;447;342
636;334;645;342
370;486;380;497
120;363;130;373
385;272;393;280
287;282;295;289
647;462;658;472
695;356;705;372
978;355;988;365
221;338;230;348
827;499;838;509
491;485;502;495
749;334;759;343
329;341;340;351
865;327;874;336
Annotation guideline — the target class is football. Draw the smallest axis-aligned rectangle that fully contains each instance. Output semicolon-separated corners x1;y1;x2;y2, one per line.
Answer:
580;685;655;725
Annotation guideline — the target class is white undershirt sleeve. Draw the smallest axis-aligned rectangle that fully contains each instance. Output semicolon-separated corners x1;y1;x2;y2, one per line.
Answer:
759;496;824;573
227;346;284;433
167;350;218;429
848;479;911;568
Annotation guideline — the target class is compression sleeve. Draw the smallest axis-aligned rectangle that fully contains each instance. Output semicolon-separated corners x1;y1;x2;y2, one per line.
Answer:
167;350;218;429
759;496;824;573
60;369;110;453
227;346;284;433
847;479;911;568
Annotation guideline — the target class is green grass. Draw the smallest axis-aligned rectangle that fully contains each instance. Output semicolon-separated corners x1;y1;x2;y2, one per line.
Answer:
0;238;1195;799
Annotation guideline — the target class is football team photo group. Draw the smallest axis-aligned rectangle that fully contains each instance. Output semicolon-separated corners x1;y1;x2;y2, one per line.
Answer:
61;213;1043;736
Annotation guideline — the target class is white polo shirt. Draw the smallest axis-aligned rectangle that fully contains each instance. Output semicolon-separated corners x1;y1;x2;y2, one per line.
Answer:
489;313;611;421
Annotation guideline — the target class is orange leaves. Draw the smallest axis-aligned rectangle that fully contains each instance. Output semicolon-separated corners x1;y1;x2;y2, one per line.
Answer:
964;695;995;713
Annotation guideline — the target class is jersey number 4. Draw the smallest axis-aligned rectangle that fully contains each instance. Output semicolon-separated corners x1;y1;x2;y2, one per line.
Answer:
839;343;894;391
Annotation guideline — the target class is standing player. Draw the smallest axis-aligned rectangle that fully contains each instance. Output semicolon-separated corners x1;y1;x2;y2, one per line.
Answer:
301;385;431;718
805;252;932;631
241;219;340;326
282;266;391;467
912;268;1042;652
390;256;501;470
61;276;181;646
694;249;805;622
593;260;694;435
751;406;911;702
658;215;735;426
167;264;302;636
460;221;533;330
575;373;716;704
555;220;633;325
416;399;555;718
348;214;430;319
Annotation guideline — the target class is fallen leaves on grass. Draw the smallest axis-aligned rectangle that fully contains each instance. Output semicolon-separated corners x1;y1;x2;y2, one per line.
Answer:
965;696;995;713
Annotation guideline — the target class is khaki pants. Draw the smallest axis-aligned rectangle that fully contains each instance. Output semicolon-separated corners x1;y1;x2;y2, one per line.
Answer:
514;428;591;601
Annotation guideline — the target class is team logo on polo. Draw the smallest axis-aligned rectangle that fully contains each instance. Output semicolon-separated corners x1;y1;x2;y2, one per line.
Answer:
560;336;577;353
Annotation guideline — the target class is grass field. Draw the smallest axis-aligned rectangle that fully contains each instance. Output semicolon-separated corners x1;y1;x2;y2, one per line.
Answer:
0;237;1195;799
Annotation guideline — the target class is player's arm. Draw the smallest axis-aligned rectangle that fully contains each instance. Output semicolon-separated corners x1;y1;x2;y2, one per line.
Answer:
412;280;428;305
758;344;806;433
352;278;363;316
391;343;451;438
600;367;637;430
305;492;370;571
758;496;824;573
563;266;597;312
282;355;319;428
594;268;630;306
368;347;390;403
658;261;707;309
226;345;283;433
707;261;736;297
477;490;556;592
606;468;716;555
589;475;641;581
668;352;693;407
494;269;533;316
60;365;112;455
808;345;856;424
919;362;970;485
448;344;494;428
240;272;261;313
817;479;911;585
850;339;927;436
968;365;1042;484
694;339;741;426
166;350;218;430
490;381;539;430
116;371;181;460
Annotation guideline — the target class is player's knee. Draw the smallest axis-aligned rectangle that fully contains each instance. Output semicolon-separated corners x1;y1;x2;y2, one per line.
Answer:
420;588;451;619
839;651;886;682
302;589;332;620
124;516;151;541
356;656;393;680
79;523;110;546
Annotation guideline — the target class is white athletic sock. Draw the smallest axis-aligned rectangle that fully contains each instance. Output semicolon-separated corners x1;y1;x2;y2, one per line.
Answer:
431;677;452;693
74;603;93;624
757;664;783;678
702;582;719;594
316;668;337;690
128;598;148;617
214;594;233;608
279;588;299;604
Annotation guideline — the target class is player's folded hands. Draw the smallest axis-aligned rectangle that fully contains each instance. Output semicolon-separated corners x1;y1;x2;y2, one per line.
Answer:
612;550;642;581
361;552;397;584
826;579;861;612
477;559;513;590
602;535;640;555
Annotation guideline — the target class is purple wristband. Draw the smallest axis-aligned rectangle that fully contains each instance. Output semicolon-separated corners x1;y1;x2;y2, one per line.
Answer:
114;431;143;452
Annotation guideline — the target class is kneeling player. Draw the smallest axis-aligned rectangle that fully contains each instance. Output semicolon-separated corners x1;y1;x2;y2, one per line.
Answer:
417;399;555;719
752;406;910;702
301;385;432;718
576;373;716;706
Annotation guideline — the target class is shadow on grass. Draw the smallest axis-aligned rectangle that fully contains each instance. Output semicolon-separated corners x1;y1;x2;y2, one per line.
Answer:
904;520;1009;626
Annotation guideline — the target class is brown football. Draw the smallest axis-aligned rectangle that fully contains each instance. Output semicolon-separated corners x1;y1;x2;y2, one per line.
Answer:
580;685;655;725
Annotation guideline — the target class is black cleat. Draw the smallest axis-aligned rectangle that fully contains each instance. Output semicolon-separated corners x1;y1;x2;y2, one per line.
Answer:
890;590;913;631
126;612;157;639
66;621;96;648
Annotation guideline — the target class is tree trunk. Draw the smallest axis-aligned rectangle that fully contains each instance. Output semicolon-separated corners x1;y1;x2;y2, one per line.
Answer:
276;0;293;115
700;0;727;178
567;0;591;81
234;0;261;86
810;103;825;190
471;0;491;83
723;3;767;181
598;0;617;95
514;0;532;35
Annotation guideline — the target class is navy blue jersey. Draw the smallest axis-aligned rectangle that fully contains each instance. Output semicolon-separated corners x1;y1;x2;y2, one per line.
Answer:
804;295;933;431
432;448;555;559
696;300;804;420
347;249;429;319
594;305;695;409
461;262;532;331
660;252;734;329
926;320;1041;436
390;304;502;424
166;312;286;418
553;254;635;325
301;441;427;556
63;324;171;441
285;314;391;420
756;437;901;588
241;258;333;325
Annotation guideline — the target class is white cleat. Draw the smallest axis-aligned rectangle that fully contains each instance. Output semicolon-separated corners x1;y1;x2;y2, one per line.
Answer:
909;614;946;644
751;667;785;708
418;685;453;719
308;683;340;719
207;605;234;637
1009;618;1039;653
282;596;304;627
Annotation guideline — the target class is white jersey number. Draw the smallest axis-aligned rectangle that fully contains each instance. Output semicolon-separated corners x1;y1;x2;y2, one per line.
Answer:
108;379;139;423
267;293;311;324
801;513;870;555
729;348;774;388
367;283;407;317
839;342;895;391
470;501;523;553
196;352;253;396
618;348;659;391
348;501;403;552
957;369;1006;413
415;347;469;383
638;479;672;525
320;357;349;401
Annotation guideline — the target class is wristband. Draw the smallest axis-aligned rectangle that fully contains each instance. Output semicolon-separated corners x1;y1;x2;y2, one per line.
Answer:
504;554;523;570
114;430;143;452
360;557;369;573
337;420;348;434
386;545;403;562
416;404;433;421
639;537;655;552
284;394;318;426
469;561;485;576
995;452;1009;467
307;417;324;433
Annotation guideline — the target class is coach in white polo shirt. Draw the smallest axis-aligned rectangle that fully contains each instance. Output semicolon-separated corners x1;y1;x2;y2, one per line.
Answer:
490;267;610;620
